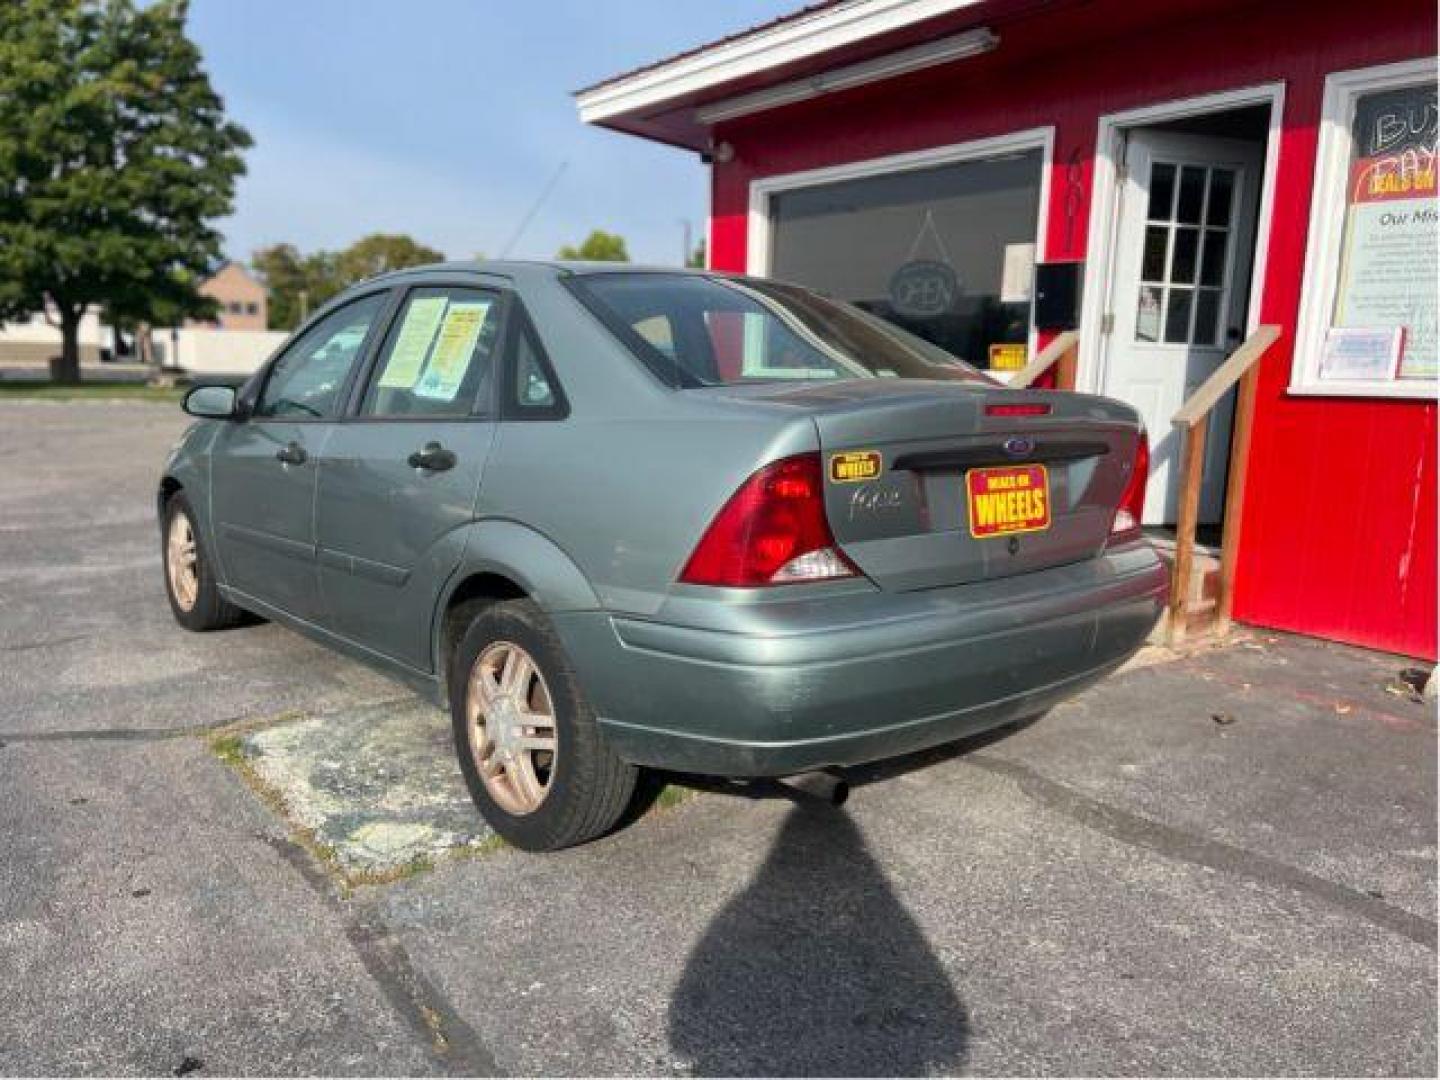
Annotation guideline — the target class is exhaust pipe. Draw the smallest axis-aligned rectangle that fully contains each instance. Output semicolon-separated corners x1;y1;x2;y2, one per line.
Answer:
779;769;850;806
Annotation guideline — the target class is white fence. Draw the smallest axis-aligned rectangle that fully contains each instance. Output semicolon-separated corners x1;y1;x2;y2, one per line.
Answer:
159;328;290;378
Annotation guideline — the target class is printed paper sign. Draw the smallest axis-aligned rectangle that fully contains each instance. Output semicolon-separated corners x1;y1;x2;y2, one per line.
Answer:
415;301;491;401
988;343;1028;372
1332;84;1437;379
1319;327;1404;382
1000;243;1035;303
378;296;448;389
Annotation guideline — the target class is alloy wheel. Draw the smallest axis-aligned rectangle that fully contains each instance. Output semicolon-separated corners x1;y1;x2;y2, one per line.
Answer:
465;641;558;815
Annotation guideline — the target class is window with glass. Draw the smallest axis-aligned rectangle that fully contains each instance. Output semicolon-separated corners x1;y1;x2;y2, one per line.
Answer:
1293;61;1437;397
1135;163;1237;346
359;287;502;418
569;272;992;388
764;145;1044;373
254;292;387;419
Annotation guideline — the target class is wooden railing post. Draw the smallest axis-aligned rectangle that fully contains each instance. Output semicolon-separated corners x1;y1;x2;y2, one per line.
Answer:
1165;325;1280;645
1169;419;1207;645
1216;362;1261;633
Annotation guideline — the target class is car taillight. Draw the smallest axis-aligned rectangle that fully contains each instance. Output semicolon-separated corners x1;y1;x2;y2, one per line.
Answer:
1110;430;1149;539
680;454;859;587
985;402;1052;417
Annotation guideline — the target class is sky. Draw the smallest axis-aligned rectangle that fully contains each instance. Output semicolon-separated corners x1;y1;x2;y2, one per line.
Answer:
187;0;799;267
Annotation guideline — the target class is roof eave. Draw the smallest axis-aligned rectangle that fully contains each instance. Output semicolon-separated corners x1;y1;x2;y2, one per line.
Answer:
575;0;987;149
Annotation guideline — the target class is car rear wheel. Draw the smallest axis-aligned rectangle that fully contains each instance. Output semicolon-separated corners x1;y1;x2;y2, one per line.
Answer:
449;599;637;851
162;491;245;632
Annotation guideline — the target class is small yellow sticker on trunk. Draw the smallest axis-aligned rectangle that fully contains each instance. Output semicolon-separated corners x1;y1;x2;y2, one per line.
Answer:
829;451;882;483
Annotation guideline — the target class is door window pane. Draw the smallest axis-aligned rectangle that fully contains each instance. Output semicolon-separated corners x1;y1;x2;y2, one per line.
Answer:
768;149;1042;371
1200;230;1229;287
1194;289;1222;346
1141;226;1169;281
1176;166;1206;223
1171;228;1200;283
255;292;386;419
1207;169;1235;226
360;288;501;417
1164;288;1194;343
1148;163;1176;220
1136;285;1163;342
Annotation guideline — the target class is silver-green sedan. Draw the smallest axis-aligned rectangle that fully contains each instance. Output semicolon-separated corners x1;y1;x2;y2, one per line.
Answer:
159;262;1166;850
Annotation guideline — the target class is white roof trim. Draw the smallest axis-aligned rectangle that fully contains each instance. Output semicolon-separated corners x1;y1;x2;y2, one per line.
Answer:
695;27;997;124
575;0;986;125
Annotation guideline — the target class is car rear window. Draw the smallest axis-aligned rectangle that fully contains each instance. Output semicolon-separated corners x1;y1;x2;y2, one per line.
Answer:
567;272;994;390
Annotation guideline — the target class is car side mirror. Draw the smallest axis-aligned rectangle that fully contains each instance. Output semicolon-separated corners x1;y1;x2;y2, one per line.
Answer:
182;384;240;420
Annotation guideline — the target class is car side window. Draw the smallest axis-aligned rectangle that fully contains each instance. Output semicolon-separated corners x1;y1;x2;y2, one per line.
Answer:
359;287;503;418
508;313;565;417
255;293;387;419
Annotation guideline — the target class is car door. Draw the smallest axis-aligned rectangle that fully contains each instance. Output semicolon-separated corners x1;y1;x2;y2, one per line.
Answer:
210;290;392;623
1102;131;1263;525
314;284;508;669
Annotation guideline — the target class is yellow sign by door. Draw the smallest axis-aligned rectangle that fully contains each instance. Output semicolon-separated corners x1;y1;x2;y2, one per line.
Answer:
988;343;1028;372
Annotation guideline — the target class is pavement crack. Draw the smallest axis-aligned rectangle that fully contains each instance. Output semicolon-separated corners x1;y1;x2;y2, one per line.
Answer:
259;833;499;1076
0;696;419;745
0;633;93;653
968;752;1438;951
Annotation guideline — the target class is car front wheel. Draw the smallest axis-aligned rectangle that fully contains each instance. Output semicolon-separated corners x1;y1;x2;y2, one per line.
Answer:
449;599;637;851
162;491;245;632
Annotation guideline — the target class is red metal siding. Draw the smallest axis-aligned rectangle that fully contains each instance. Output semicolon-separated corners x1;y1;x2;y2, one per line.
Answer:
710;0;1437;658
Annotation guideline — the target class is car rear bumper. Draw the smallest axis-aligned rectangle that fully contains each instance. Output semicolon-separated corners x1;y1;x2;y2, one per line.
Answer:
554;542;1167;777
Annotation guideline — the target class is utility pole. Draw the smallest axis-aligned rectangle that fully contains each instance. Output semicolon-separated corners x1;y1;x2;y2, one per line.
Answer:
679;219;693;267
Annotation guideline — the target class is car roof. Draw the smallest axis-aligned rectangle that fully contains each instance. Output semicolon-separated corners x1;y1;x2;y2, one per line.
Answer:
363;259;721;286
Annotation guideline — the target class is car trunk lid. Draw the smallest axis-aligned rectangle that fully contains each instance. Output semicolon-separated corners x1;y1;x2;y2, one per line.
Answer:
774;381;1143;591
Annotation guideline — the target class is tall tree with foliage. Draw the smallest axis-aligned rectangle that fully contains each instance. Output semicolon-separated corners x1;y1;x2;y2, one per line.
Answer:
557;230;630;262
0;0;252;383
254;233;444;330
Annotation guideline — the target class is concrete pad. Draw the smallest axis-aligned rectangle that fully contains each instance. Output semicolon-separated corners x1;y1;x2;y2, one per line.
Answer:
228;700;494;879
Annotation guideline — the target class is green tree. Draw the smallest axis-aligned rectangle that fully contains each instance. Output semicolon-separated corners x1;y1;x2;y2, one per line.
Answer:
557;229;630;262
0;0;252;383
687;237;708;268
336;233;444;283
252;243;339;330
254;233;443;330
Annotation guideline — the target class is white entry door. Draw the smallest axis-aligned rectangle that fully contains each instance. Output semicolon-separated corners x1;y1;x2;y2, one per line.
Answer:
1103;130;1263;525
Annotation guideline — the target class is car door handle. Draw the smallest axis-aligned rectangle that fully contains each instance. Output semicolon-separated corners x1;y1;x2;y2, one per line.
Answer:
407;442;456;472
275;441;308;466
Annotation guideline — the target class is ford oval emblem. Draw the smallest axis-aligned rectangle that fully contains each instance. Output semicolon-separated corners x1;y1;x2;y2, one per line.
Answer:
1003;436;1035;458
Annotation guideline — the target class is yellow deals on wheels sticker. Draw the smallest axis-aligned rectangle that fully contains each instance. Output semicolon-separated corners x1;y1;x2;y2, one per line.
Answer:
829;450;882;482
378;296;448;389
988;343;1028;372
415;301;491;401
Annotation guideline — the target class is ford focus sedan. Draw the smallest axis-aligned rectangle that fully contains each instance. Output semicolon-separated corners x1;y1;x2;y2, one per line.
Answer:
160;262;1166;851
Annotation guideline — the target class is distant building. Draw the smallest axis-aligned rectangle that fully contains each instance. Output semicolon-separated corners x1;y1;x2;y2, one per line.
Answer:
193;261;268;331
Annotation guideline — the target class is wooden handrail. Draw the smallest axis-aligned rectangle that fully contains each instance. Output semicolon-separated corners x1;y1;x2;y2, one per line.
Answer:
1171;326;1281;428
1167;325;1282;643
1008;330;1079;390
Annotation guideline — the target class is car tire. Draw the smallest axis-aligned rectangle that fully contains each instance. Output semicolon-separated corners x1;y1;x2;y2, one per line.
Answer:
449;599;637;851
162;491;246;632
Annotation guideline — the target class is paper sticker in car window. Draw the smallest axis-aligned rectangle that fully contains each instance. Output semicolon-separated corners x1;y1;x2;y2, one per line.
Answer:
415;301;491;401
378;296;448;389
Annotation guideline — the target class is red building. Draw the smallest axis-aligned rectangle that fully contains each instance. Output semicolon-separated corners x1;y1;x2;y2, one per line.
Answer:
579;0;1438;659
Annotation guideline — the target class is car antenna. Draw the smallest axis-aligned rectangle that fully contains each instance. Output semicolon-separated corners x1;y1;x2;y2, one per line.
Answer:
500;160;569;258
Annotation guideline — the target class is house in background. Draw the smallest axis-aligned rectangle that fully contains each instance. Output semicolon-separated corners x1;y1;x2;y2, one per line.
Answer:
193;261;268;331
0;261;284;377
577;0;1437;660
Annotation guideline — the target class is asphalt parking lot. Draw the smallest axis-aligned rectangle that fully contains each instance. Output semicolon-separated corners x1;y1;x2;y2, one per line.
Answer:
1;398;1435;1076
